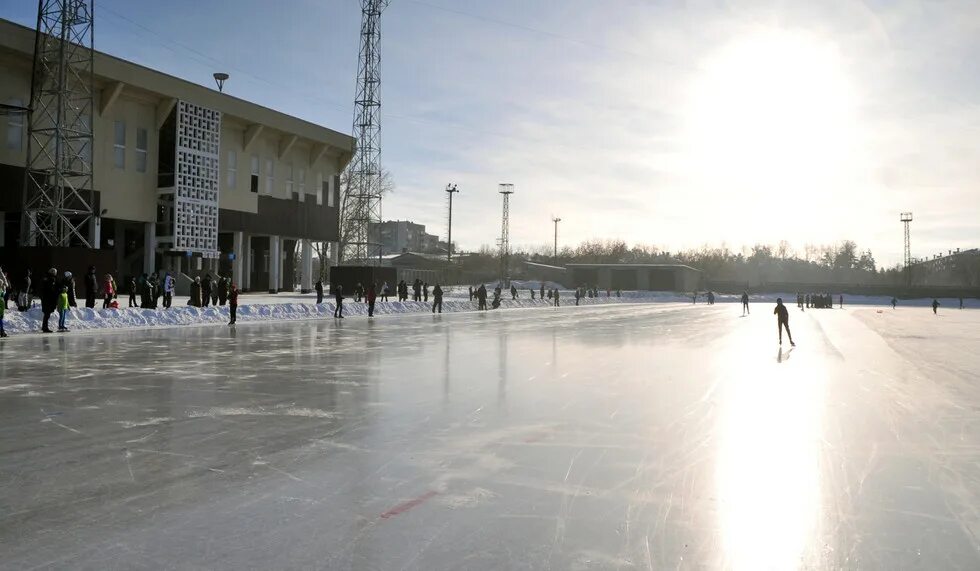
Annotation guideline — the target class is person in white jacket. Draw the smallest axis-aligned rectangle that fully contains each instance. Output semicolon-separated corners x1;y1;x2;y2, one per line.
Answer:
163;272;175;309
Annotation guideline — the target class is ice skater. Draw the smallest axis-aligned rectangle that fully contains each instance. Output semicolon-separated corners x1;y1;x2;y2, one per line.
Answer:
367;283;377;317
315;279;323;304
839;294;843;308
554;288;560;307
432;283;443;313
163;272;175;309
773;298;795;346
228;284;238;325
57;286;70;332
334;284;345;318
891;297;897;309
932;298;939;315
741;291;750;316
511;285;518;300
40;268;59;333
959;297;964;309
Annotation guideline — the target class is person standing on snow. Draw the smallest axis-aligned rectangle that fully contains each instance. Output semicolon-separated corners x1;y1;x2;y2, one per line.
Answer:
216;275;227;306
381;281;390;302
367;282;377;317
932;299;940;314
40;268;59;332
530;288;535;300
315;279;324;304
228;284;239;325
0;283;7;337
84;266;97;308
554;288;560;307
190;276;202;307
163;272;175;308
477;284;488;310
773;298;795;346
432;283;443;314
574;288;580;306
468;286;473;301
129;276;138;307
62;271;77;307
201;274;213;307
333;284;345;318
510;285;518;300
540;282;545;299
423;282;429;303
19;269;33;311
57;286;70;332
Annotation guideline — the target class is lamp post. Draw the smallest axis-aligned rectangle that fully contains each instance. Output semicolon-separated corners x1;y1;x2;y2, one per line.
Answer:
213;72;229;92
552;216;561;258
445;183;459;262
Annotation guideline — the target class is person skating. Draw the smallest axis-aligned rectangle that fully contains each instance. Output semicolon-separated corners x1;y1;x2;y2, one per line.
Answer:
202;274;213;307
228;284;239;325
367;283;377;317
959;297;964;309
163;272;175;308
102;274;115;309
423;282;429;303
839;294;843;309
333;284;344;318
932;298;939;315
773;297;795;346
413;279;422;302
891;297;897;309
190;276;202;307
315;279;324;304
432;283;443;314
40;268;59;332
84;266;97;308
707;291;715;305
692;290;697;304
554;288;560;307
741;291;750;316
492;287;501;309
477;284;488;310
510;285;518;300
574;288;580;306
217;275;228;306
57;286;70;332
530;288;535;300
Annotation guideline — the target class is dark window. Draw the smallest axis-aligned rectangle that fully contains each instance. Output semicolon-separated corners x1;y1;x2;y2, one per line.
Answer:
250;174;259;193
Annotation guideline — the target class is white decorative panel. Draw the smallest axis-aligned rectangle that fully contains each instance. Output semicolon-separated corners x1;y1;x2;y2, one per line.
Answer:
173;100;221;256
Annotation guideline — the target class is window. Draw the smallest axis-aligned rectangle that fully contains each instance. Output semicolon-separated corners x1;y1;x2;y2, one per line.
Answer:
250;154;259;193
316;173;323;205
226;150;237;189
5;98;23;150
135;128;148;173
265;159;274;194
328;174;338;207
298;168;305;202
113;120;126;169
285;163;294;198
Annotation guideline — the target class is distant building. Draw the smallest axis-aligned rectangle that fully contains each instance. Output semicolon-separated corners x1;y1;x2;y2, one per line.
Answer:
524;261;704;291
368;220;446;255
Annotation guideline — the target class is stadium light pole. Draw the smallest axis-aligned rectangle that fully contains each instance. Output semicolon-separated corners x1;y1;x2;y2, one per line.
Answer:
445;183;459;262
552;216;561;259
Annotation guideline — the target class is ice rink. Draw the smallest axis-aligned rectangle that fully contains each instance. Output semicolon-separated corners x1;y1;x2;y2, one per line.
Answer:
1;302;979;569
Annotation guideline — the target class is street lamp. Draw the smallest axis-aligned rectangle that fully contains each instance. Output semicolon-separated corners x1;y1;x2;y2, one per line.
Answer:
445;183;459;262
552;216;561;258
213;72;229;93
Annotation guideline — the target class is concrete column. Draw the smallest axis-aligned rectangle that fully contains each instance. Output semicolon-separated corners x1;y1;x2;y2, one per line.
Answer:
301;239;313;293
143;222;156;274
88;216;101;249
232;231;244;287
278;238;286;291
243;234;251;290
269;235;280;294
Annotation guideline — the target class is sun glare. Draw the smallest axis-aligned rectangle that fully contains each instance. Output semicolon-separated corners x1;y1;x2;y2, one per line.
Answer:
684;30;862;239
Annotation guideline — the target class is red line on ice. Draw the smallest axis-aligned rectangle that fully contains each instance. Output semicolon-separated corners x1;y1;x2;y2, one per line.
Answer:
379;490;438;519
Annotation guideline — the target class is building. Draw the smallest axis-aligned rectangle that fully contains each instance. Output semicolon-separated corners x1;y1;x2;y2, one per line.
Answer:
566;263;703;291
0;18;353;292
368;220;446;255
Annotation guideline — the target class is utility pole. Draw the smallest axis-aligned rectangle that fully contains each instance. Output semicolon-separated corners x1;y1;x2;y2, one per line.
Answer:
445;183;459;262
498;184;514;286
552;216;561;259
900;212;913;287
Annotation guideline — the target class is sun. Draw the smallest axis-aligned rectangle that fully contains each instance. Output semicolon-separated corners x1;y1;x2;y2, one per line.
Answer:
683;30;863;238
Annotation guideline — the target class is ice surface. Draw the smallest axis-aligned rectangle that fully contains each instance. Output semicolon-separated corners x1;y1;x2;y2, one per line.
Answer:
1;303;979;569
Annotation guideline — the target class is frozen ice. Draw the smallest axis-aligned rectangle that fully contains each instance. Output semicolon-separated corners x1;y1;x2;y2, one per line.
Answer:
1;303;979;569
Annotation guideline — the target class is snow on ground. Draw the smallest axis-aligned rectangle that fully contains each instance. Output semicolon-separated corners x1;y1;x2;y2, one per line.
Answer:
1;286;974;336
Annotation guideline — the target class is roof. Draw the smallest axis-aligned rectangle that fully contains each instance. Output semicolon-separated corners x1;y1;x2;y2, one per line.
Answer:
0;18;354;162
524;261;568;271
566;263;703;272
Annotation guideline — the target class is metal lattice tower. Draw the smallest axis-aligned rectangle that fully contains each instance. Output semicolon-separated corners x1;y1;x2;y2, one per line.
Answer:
339;0;389;264
21;0;96;247
498;184;514;284
901;212;913;286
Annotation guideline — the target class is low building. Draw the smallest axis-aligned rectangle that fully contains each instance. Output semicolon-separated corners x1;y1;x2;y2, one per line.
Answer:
380;252;453;284
0;18;353;292
566;263;703;292
368;220;446;255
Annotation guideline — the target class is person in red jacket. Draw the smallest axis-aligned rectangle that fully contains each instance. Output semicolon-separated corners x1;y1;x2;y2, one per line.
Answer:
366;282;377;318
228;284;239;325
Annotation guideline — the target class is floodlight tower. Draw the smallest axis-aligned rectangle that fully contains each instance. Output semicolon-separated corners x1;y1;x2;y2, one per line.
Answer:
21;0;96;247
340;0;390;264
498;184;514;285
445;183;459;262
900;212;913;286
552;216;561;258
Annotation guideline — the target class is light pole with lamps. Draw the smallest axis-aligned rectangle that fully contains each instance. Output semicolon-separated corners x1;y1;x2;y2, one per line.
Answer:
445;184;459;262
552;216;561;259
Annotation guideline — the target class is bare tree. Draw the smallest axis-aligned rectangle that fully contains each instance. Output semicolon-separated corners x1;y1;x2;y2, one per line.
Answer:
336;167;396;263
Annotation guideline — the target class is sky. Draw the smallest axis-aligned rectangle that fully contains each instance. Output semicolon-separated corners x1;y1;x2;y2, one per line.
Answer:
3;0;978;267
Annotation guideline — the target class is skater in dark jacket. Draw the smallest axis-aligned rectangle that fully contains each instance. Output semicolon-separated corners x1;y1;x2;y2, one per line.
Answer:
367;283;377;317
228;284;239;325
554;289;560;307
315;279;324;304
741;291;750;316
201;274;213;307
217;276;229;306
84;266;97;308
477;284;488;310
432;283;443;313
62;271;77;307
190;277;203;307
40;268;59;333
891;297;897;309
129;277;138;307
510;285;518;300
334;284;344;318
932;299;940;314
773;298;795;346
423;282;429;303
